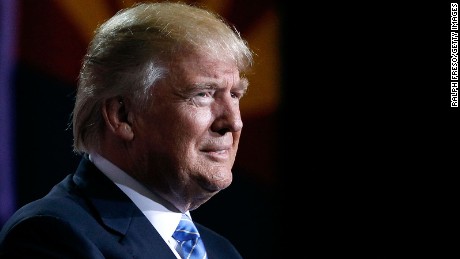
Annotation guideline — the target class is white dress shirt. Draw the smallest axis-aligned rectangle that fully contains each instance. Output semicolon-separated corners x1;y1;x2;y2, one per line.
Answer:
89;152;187;259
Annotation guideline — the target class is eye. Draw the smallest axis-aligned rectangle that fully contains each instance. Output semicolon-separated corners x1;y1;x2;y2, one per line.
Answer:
231;91;244;100
196;92;212;98
190;90;215;106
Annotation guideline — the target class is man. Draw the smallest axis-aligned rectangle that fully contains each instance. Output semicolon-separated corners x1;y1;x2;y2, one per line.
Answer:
0;2;253;258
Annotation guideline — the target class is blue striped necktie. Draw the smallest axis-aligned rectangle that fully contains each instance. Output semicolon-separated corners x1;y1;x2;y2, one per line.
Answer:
172;214;207;259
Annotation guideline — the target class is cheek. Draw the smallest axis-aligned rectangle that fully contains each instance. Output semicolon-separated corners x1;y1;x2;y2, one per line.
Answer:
179;109;212;134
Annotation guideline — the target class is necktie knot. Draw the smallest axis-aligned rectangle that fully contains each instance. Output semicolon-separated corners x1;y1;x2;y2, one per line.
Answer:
173;214;200;241
173;214;207;259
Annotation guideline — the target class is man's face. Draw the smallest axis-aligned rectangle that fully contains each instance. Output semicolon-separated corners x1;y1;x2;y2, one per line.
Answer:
132;52;248;211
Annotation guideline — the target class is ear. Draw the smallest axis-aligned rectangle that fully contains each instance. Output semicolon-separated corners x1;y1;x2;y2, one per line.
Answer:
102;97;134;141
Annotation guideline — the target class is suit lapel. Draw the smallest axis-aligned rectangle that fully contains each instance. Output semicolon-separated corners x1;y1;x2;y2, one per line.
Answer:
72;157;177;259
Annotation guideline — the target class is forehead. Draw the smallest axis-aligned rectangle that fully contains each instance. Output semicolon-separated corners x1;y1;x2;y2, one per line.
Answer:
169;51;244;87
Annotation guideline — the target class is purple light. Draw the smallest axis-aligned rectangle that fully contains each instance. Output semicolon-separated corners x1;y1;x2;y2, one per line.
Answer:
0;0;17;226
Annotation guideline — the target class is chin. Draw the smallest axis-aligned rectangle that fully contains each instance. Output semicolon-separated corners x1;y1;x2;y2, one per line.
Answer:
197;170;233;192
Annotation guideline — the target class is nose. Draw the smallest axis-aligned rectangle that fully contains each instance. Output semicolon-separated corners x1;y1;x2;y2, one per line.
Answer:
211;96;243;135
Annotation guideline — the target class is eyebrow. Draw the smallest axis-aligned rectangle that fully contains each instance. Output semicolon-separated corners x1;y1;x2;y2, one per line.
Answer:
239;78;249;94
190;77;249;94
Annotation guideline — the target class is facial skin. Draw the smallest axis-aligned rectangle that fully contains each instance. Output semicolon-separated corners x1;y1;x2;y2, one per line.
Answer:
109;51;248;213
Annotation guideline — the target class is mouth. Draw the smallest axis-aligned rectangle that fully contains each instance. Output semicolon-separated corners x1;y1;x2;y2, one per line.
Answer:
200;147;231;161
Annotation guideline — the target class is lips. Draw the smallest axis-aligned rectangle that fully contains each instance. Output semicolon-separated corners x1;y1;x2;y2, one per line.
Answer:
200;138;232;152
200;145;232;161
201;145;231;153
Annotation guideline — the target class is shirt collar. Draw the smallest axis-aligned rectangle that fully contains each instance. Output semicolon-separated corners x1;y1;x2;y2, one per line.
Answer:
88;152;190;242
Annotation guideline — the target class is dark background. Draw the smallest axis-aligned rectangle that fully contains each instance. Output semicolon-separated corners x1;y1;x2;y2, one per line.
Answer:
277;2;457;258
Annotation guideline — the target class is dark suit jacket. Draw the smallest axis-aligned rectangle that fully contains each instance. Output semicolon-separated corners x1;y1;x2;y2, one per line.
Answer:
0;157;243;259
